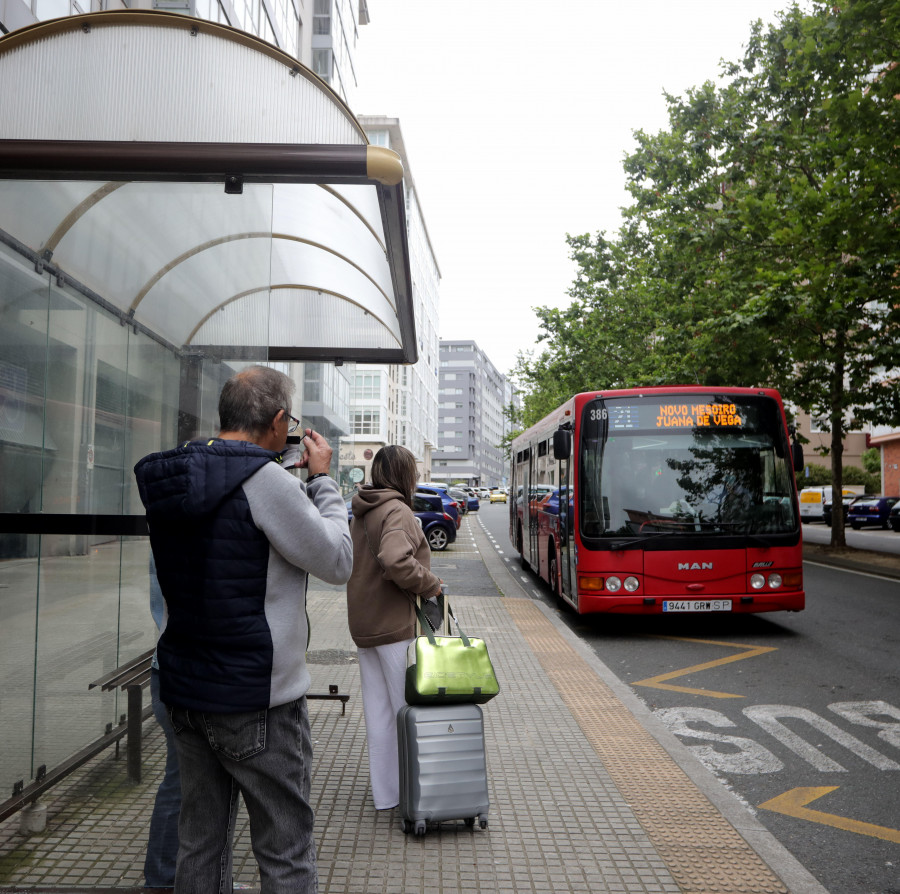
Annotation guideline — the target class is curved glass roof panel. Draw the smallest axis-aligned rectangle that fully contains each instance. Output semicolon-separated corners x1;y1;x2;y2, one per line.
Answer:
0;10;416;365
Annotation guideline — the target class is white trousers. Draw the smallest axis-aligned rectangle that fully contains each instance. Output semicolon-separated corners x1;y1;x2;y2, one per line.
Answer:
356;638;413;809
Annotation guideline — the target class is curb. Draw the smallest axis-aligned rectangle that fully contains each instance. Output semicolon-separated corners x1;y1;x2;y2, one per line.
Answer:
802;544;900;580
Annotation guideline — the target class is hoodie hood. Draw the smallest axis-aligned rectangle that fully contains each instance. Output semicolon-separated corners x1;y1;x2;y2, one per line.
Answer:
351;486;407;520
135;439;277;519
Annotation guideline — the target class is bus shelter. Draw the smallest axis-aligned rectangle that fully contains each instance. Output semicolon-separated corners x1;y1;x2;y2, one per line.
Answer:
0;10;416;803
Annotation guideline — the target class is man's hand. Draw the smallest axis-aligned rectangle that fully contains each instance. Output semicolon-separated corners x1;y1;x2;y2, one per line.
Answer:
298;428;332;476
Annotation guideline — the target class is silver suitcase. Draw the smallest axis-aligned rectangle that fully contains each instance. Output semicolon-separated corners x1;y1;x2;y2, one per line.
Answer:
397;703;489;836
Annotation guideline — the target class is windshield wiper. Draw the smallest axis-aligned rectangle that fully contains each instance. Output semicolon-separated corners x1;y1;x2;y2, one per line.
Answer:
603;531;683;550
603;523;774;550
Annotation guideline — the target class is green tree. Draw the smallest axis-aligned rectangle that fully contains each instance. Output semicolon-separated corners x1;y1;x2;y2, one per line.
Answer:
523;0;900;547
700;0;900;548
861;447;880;476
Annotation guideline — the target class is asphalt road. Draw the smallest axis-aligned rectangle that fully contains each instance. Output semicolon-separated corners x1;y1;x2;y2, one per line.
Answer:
475;503;900;894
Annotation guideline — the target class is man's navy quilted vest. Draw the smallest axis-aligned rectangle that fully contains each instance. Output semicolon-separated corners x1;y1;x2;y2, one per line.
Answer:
135;439;280;712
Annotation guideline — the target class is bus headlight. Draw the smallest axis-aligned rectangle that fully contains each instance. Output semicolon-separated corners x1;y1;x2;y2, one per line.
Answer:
768;573;783;589
750;573;766;590
624;576;640;592
606;576;622;592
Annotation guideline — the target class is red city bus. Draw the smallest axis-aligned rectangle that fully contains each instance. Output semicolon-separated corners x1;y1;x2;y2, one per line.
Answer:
509;387;805;615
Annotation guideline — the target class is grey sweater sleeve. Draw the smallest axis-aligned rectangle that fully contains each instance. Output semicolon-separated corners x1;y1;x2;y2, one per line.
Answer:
243;463;353;585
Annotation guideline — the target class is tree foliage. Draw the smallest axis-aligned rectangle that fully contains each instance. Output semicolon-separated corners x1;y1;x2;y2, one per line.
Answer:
514;0;900;547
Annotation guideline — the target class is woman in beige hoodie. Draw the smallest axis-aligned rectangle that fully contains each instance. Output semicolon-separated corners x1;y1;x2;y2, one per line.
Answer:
347;445;443;809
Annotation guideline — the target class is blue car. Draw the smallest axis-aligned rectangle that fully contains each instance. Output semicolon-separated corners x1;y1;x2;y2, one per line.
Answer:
345;493;457;550
413;493;458;550
416;484;461;529
847;496;899;529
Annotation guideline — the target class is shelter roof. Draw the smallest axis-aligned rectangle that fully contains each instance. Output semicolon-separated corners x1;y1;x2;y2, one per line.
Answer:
0;10;416;363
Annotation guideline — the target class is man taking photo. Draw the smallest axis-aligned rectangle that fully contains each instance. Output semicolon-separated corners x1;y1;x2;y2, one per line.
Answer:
135;364;352;894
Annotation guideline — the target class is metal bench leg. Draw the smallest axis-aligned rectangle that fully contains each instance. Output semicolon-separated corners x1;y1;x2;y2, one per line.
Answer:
127;684;143;784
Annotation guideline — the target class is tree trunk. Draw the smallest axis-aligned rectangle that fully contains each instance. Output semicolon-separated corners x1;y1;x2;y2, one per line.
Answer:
829;350;846;549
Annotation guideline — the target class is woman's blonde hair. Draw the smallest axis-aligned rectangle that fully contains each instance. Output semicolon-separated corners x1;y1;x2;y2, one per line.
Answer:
370;445;417;506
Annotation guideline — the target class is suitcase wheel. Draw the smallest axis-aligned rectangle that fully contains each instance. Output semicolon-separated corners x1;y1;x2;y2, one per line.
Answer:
479;815;488;830
464;817;475;828
401;819;412;834
414;820;427;837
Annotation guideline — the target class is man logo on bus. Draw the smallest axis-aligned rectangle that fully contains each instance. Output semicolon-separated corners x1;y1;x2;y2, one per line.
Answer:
678;562;713;571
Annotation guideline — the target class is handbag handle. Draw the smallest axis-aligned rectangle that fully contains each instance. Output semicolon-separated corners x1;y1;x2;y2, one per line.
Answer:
412;599;471;649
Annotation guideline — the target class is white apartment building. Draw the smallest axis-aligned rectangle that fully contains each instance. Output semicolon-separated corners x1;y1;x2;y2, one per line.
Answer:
344;117;441;485
1;0;367;87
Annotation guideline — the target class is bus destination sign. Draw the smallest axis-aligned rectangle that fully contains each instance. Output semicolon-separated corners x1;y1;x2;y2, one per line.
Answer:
606;401;745;431
656;402;743;429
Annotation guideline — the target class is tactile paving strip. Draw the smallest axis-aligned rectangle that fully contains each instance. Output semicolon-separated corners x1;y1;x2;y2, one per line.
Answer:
503;598;790;894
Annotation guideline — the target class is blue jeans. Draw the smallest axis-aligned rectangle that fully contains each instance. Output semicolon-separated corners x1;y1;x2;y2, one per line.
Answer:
145;669;181;887
168;697;317;894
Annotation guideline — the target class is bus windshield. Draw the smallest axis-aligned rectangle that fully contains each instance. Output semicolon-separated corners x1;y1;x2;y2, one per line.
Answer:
579;395;798;540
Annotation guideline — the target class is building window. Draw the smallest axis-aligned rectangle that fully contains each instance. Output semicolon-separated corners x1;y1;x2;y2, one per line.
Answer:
312;48;332;82
313;0;330;34
353;372;380;400
351;408;380;435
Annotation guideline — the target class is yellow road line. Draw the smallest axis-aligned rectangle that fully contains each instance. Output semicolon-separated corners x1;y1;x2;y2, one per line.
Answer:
759;787;900;844
633;637;777;698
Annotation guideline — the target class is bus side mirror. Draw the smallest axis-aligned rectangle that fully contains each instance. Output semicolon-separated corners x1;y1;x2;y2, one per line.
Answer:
553;429;571;461
792;440;804;473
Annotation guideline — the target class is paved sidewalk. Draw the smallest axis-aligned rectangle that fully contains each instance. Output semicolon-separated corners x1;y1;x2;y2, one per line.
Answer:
0;516;830;893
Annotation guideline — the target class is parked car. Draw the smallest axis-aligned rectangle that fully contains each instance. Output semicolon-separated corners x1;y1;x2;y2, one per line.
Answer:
448;487;468;514
416;484;461;528
847;495;899;530
889;502;900;533
449;486;479;513
412;492;458;550
346;493;457;550
823;494;858;527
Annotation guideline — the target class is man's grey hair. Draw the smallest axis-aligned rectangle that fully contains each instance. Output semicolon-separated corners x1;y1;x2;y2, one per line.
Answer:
218;365;295;436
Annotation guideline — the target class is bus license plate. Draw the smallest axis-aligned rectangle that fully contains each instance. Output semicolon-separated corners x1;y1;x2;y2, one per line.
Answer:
663;600;732;613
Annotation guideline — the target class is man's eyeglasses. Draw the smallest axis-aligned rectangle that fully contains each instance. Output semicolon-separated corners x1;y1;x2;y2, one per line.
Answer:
285;412;301;433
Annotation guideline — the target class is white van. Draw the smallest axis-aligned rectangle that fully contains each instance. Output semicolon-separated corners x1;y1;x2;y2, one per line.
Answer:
798;486;857;522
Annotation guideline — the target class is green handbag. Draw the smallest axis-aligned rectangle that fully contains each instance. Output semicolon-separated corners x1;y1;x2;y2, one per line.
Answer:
405;600;500;705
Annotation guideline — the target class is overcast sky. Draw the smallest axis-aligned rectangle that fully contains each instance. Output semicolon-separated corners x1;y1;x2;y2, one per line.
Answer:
354;1;791;376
